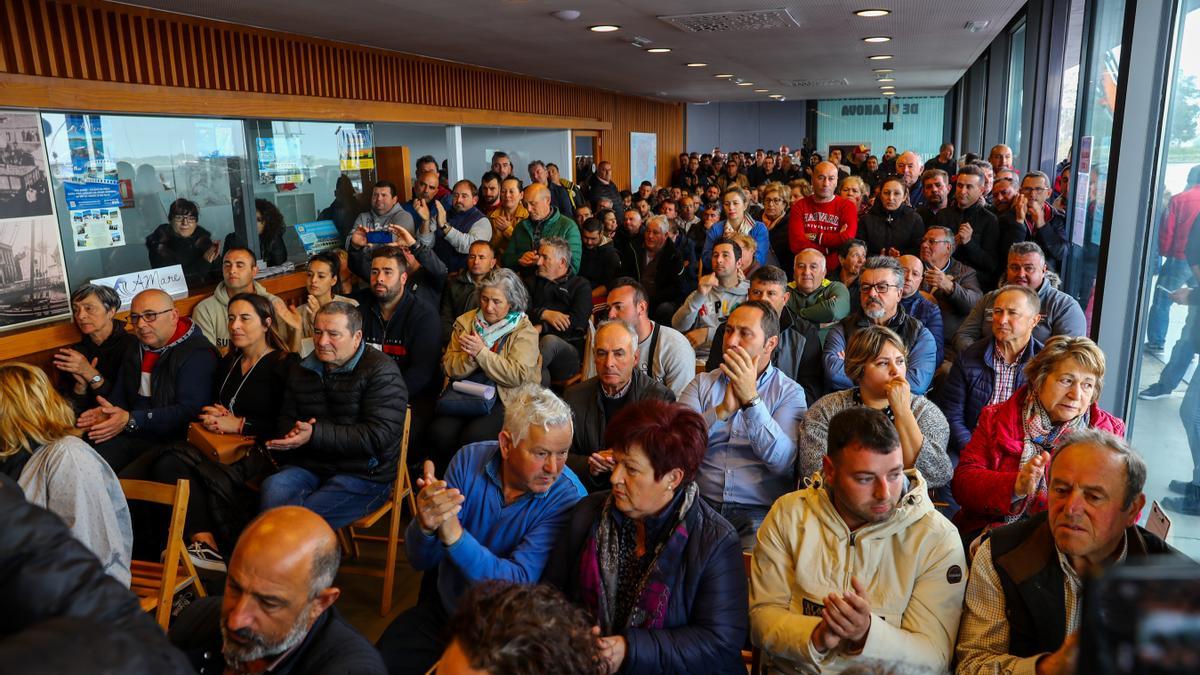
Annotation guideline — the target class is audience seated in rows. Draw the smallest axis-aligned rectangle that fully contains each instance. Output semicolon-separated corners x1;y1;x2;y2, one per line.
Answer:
148;293;296;569
0;363;132;585
708;264;824;405
440;239;497;339
751;407;967;674
545;400;748;674
673;238;750;361
680;300;807;550
800;326;952;489
898;255;946;364
428;268;541;467
786;248;852;328
169;506;385;674
952;336;1124;538
259;301;409;529
528;236;592;383
377;384;585;675
53;282;138;412
858;176;925;258
193;246;299;352
584;278;697;395
503;183;581;274
824;256;939;395
918;225;982;354
78;288;219;474
564;320;675;492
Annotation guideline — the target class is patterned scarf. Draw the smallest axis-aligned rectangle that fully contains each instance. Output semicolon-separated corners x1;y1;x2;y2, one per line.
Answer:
578;482;697;634
1010;391;1090;522
473;310;523;350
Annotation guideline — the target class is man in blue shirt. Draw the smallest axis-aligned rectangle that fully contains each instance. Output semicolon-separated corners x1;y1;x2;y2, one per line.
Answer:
376;384;586;675
680;299;807;551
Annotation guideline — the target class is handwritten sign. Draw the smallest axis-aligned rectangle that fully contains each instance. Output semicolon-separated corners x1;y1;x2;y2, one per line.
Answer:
93;264;189;311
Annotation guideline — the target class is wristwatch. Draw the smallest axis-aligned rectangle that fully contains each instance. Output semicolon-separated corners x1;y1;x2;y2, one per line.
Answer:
88;373;103;387
740;395;762;411
124;416;138;433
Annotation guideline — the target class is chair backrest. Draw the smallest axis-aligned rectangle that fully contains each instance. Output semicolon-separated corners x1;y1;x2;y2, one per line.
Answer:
121;478;182;506
120;478;191;628
396;409;415;513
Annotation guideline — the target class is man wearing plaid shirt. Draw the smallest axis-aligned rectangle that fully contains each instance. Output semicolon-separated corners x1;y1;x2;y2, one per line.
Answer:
955;431;1182;675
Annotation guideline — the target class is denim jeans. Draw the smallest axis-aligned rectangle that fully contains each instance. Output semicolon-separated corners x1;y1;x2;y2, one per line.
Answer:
703;498;769;552
1157;306;1199;390
1147;257;1195;347
260;466;392;529
1180;372;1200;486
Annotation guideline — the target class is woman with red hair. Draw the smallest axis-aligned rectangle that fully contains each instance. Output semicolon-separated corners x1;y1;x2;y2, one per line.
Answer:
543;399;748;675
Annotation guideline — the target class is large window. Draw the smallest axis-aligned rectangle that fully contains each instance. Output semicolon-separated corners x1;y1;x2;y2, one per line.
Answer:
1006;19;1027;165
1129;1;1200;559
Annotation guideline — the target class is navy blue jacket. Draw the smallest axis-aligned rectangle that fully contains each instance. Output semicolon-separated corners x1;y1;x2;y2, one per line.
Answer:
901;292;945;365
543;490;748;674
937;336;1043;453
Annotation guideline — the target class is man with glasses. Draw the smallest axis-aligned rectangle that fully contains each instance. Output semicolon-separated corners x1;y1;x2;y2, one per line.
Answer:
77;289;219;473
919;225;983;355
999;171;1069;273
822;256;938;394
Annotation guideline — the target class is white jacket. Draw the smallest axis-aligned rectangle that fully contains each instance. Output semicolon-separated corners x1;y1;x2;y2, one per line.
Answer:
750;470;966;674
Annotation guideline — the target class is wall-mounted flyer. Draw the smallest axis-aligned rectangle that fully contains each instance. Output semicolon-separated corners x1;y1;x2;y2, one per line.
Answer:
65;179;126;251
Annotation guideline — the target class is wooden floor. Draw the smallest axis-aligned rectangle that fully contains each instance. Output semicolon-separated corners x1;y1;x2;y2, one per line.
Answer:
330;516;423;643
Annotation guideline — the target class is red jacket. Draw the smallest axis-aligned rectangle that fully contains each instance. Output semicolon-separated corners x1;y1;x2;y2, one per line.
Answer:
1159;185;1200;259
951;385;1125;535
787;195;858;271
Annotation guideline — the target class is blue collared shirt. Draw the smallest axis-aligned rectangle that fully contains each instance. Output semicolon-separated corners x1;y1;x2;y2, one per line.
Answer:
406;440;586;612
679;364;806;508
299;340;366;377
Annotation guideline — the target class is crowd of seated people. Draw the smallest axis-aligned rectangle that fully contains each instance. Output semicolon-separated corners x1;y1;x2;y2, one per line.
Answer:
8;143;1189;675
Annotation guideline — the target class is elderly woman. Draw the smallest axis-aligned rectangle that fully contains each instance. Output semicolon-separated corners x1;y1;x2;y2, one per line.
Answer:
53;283;137;412
788;178;813;203
838;175;870;217
145;197;220;284
701;186;770;272
799;325;951;487
428;267;541;468
952;335;1125;535
858;176;925;257
544;399;748;675
0;363;131;585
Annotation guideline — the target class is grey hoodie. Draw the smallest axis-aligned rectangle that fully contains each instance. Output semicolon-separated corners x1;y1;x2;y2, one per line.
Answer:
671;278;749;358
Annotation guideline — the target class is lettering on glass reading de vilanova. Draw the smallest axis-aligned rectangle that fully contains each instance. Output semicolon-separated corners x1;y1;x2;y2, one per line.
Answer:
840;103;920;117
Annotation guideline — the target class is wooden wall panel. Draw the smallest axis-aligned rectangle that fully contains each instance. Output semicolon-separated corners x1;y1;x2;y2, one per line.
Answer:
0;0;682;187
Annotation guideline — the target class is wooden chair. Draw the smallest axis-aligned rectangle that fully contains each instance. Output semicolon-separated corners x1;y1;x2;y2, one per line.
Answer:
121;478;207;630
742;551;763;675
338;410;415;616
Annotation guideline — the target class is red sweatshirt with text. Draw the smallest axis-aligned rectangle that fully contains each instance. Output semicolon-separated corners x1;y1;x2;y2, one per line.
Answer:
788;195;859;271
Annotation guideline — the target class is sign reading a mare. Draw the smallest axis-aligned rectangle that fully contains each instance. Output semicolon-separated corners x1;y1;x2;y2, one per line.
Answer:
840;102;920;117
93;264;189;312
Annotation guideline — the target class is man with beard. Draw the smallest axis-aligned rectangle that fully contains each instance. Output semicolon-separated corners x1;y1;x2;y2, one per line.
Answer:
415;179;491;273
170;506;385;674
477;171;501;212
376;385;586;675
750;407;966;674
490;151;513;181
353;245;441;403
936;165;1002;289
990;175;1018;219
701;183;723;216
916;169;951;227
680;300;806;550
823;256;938;394
403;170;451;229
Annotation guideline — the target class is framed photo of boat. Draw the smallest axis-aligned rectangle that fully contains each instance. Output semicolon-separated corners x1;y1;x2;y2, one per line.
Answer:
0;111;71;332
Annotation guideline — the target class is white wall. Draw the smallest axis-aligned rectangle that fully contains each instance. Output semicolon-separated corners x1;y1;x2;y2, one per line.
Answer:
373;123;448;170
459;127;571;183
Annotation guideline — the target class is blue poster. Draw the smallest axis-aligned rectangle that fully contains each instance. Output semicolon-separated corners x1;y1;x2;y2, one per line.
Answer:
293;219;341;255
64;179;122;210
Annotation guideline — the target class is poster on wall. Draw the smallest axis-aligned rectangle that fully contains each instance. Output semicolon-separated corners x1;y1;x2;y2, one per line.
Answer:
338;127;375;170
65;179;126;251
629;132;657;189
63;114;117;181
255;136;304;186
0;110;71;332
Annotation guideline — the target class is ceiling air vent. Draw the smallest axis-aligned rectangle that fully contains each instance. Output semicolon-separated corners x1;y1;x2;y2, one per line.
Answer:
781;78;849;88
659;9;800;33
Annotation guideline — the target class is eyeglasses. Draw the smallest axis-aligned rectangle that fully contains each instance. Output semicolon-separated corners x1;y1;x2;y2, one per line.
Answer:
172;216;198;224
1019;186;1049;194
129;308;174;324
922;238;952;246
860;282;898;294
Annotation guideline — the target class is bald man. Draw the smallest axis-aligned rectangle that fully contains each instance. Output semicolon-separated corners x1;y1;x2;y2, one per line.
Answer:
403;169;452;229
501;183;582;273
78;288;218;474
171;507;385;674
989;143;1014;174
787;161;859;273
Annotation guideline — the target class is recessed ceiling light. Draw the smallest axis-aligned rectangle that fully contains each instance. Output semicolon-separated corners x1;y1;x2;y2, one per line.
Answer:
854;9;891;17
589;24;620;32
882;91;896;96
753;89;769;93
873;68;894;73
769;94;784;99
736;81;755;86
862;36;891;43
868;54;894;60
877;76;895;82
646;47;671;53
880;85;895;90
686;62;708;67
715;73;734;78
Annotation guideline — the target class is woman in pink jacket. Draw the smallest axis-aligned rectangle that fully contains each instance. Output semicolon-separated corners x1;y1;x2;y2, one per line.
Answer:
951;336;1124;537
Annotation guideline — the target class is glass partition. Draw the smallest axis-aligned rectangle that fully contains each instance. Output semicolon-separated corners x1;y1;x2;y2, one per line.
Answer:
1006;19;1027;164
41;112;248;289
